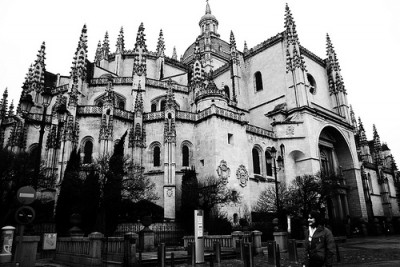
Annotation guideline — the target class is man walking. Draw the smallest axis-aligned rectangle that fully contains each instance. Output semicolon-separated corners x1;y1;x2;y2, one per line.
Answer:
303;210;335;267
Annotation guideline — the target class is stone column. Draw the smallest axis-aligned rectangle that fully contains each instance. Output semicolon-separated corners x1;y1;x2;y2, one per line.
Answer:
88;232;104;266
251;230;262;255
273;231;288;252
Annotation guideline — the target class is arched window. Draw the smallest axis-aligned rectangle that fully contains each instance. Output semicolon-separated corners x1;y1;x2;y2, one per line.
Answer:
368;173;373;193
265;151;273;176
151;103;157;112
118;101;125;110
160;100;166;111
255;71;263;91
153;146;161;167
307;73;317;94
83;141;93;164
252;148;261;175
182;145;189;167
97;101;103;107
224;85;230;99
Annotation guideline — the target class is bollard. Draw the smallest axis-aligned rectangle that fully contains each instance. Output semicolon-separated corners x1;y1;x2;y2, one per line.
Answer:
171;252;175;267
213;241;221;263
240;239;245;261
336;243;341;262
267;241;276;265
157;243;166;267
288;239;298;262
191;242;196;266
276;243;281;267
243;242;254;267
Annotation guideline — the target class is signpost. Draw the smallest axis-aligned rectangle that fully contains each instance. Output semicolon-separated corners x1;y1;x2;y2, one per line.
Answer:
194;210;204;263
16;186;36;205
14;186;37;265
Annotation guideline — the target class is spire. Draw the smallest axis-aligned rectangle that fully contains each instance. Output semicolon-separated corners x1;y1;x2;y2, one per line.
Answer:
284;4;306;72
134;23;147;52
133;23;147;77
166;79;176;109
199;0;219;36
172;46;177;60
134;82;144;114
0;88;8;118
116;27;125;54
373;124;382;164
230;31;236;49
350;105;357;130
32;42;46;93
191;38;205;84
102;31;110;59
358;117;367;145
326;34;346;95
243;41;248;54
156;29;165;57
8;100;14;117
205;0;211;14
94;40;102;63
70;24;88;81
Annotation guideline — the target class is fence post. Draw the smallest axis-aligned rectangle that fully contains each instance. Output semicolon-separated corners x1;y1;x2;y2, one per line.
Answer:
231;231;243;252
336;243;341;262
124;232;139;266
88;232;104;266
276;243;281;267
267;241;276;265
157;243;166;267
288;239;298;262
243;242;254;267
213;241;221;263
251;230;262;255
191;242;196;266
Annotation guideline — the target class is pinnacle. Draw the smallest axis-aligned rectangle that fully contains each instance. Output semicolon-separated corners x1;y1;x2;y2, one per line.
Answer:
205;0;211;14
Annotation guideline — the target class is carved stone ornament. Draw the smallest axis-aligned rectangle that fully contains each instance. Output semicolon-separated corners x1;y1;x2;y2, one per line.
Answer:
167;188;173;197
217;160;231;185
236;164;249;187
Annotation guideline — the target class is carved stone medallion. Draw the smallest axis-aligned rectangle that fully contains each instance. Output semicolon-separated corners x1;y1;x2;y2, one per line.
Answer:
216;160;231;185
236;165;249;187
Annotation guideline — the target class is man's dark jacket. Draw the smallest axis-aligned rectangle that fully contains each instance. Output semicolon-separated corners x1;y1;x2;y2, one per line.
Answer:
303;226;335;267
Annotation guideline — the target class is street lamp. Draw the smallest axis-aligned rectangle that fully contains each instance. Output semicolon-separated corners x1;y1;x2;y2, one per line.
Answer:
32;88;53;189
268;146;284;229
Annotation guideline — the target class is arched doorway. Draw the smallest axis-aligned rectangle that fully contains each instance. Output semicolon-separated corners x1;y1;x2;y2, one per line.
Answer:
318;126;360;226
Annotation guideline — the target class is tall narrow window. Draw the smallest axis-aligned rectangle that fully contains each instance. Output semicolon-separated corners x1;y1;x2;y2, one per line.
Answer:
252;148;261;175
307;73;317;94
367;173;373;194
153;146;161;167
182;145;189;167
255;71;263;91
266;151;273;176
118;101;125;110
224;85;230;99
151;103;157;112
160;100;166;111
83;141;93;164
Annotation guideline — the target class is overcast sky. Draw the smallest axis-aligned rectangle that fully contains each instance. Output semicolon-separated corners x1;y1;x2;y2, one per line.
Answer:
1;0;399;162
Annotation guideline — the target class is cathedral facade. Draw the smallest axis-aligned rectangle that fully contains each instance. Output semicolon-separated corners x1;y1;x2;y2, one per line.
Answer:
0;2;399;224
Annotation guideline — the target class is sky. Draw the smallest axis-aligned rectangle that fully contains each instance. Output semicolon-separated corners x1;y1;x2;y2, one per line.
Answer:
0;0;399;162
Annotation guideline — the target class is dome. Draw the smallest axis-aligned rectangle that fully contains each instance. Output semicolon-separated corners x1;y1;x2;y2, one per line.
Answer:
182;36;231;64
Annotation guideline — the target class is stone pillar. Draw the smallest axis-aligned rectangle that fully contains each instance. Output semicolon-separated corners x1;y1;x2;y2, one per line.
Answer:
139;228;155;251
273;231;288;253
15;235;40;267
124;232;138;265
251;230;262;255
231;231;243;250
88;232;103;266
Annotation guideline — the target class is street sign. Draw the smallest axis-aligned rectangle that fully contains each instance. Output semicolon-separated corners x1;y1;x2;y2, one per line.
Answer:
15;206;35;225
16;186;36;205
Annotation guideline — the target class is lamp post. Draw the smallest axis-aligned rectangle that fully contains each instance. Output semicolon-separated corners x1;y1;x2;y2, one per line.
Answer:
21;89;52;189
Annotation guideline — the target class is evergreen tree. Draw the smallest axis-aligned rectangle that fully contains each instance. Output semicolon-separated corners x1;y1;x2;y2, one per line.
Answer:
55;148;82;236
179;168;199;234
102;131;126;236
80;169;100;235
